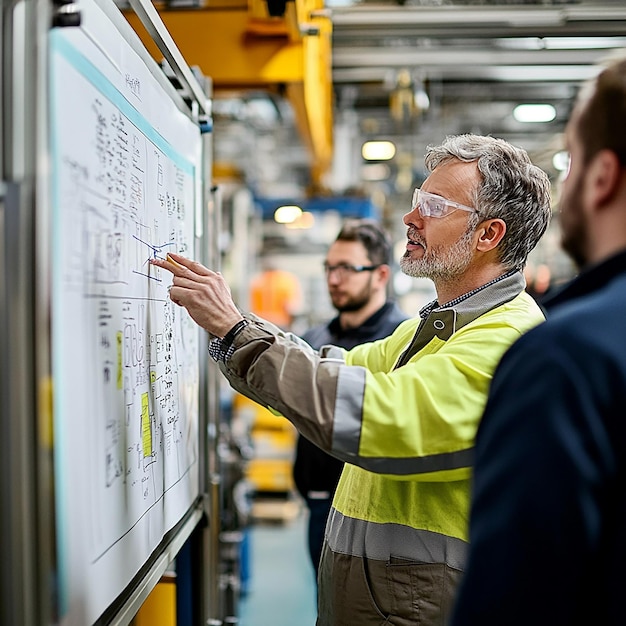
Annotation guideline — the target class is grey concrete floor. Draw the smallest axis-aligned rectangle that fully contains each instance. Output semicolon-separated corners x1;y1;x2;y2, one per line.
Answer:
238;508;318;626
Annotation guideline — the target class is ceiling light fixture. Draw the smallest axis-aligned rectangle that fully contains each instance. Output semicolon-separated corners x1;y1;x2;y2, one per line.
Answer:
552;150;571;172
274;205;302;224
362;140;396;161
513;103;556;123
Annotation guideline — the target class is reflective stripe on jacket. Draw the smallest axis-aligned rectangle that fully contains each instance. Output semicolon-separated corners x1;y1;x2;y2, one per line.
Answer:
220;271;545;625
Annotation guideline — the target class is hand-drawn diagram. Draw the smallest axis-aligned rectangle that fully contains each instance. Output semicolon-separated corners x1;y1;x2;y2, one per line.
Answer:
50;20;202;624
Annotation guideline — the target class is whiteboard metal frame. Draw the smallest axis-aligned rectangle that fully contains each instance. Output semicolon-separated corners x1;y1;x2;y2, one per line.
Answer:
107;504;204;626
1;0;216;624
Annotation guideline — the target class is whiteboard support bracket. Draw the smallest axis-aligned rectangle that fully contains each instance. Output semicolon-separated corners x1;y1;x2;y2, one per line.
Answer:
127;0;210;117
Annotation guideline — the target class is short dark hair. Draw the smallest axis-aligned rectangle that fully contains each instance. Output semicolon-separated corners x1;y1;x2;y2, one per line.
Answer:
577;56;626;166
335;218;392;266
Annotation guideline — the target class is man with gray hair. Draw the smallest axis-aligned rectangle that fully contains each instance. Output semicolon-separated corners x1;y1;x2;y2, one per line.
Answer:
152;134;551;625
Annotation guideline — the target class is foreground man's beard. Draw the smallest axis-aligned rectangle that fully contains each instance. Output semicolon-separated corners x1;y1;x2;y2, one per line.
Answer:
559;175;588;270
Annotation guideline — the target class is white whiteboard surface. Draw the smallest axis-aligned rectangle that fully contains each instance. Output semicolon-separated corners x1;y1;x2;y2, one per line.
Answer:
49;2;202;623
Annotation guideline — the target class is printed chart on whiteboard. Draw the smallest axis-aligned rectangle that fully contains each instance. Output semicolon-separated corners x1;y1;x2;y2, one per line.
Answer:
49;3;202;622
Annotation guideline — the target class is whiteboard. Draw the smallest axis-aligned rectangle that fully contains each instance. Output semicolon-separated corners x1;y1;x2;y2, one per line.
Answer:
49;2;203;623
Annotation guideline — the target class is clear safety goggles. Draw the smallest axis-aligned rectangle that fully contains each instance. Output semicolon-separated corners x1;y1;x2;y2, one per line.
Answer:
411;188;476;218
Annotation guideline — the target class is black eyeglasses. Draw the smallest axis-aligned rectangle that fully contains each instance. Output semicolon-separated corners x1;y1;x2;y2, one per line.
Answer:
323;262;381;279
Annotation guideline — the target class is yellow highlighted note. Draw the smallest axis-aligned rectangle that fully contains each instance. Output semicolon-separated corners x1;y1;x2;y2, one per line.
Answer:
141;392;152;457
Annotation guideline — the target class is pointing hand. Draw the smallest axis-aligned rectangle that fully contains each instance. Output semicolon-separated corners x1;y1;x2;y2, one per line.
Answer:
151;253;244;338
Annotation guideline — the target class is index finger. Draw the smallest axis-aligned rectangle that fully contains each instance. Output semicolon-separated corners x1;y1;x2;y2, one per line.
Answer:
168;252;214;277
150;253;212;278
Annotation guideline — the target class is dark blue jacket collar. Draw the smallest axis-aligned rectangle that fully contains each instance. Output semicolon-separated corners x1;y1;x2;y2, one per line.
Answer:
327;301;398;338
543;249;626;312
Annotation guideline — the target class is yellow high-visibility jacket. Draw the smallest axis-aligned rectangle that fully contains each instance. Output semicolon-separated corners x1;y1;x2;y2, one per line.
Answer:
220;271;544;626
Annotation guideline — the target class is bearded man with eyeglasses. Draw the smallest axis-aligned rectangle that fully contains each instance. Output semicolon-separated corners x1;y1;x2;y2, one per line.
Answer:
293;219;409;582
151;134;552;626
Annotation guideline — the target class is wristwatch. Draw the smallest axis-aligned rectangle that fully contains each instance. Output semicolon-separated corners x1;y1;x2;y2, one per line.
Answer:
208;318;249;362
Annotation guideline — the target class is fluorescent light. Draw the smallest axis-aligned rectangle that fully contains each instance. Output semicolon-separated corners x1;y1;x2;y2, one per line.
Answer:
513;104;556;123
362;140;396;161
496;37;626;51
553;150;570;172
274;205;302;224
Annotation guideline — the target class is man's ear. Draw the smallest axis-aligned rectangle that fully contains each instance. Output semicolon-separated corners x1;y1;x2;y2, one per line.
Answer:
476;218;507;252
376;263;392;284
587;149;621;208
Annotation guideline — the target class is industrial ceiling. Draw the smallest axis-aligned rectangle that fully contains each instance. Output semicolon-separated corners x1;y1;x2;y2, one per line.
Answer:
123;0;626;203
327;0;626;190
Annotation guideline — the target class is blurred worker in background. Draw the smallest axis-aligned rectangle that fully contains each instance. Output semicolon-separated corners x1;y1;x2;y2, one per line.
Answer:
450;56;626;626
524;261;553;304
152;133;551;626
249;257;302;331
292;218;408;578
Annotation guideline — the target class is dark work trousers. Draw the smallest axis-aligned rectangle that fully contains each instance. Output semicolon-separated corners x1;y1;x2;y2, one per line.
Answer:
306;495;334;580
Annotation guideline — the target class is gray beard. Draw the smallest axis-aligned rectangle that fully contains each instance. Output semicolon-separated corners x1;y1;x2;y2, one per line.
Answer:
400;228;475;281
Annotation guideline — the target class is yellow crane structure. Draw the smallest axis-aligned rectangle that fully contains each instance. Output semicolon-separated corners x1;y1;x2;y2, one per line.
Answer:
123;0;333;187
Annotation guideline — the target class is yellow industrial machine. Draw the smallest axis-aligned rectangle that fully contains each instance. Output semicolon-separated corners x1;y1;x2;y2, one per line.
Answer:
233;394;297;498
123;0;333;187
132;573;177;626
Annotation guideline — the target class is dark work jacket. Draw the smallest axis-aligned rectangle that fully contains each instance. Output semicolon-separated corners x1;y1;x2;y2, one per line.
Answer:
292;301;409;500
450;249;626;626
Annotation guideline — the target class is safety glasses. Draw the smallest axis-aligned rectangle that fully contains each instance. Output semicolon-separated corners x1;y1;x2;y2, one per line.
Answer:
411;188;476;218
323;263;380;280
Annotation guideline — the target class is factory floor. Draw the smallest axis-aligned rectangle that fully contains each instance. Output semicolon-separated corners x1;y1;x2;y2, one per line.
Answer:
238;504;318;626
